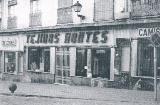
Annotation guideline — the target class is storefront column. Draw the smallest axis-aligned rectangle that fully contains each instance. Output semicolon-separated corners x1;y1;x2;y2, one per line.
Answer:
15;52;19;75
87;49;92;78
70;47;76;76
131;39;138;76
1;51;4;73
19;52;24;74
110;47;115;81
50;47;56;74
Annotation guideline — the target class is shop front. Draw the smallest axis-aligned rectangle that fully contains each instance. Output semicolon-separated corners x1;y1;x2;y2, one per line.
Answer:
0;35;26;81
113;26;160;90
25;29;115;85
137;27;160;77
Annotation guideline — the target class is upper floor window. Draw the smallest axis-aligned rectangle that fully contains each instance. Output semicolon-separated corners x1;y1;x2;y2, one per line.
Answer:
119;0;129;12
124;0;129;12
8;0;17;17
131;0;160;17
30;0;40;13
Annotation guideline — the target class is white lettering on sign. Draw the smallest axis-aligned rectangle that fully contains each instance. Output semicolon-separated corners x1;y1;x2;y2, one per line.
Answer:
138;27;160;37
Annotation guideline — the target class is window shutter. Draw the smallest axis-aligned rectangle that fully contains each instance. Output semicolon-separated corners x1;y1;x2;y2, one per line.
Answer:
94;0;114;21
58;0;73;8
57;0;73;24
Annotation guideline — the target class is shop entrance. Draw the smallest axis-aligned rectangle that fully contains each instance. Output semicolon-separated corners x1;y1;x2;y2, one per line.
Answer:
55;47;70;84
91;48;110;78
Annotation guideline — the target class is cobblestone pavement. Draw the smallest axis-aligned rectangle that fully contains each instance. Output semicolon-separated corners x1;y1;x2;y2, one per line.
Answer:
0;80;160;105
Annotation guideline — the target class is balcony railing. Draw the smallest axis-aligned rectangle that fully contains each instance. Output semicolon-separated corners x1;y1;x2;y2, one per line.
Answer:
29;12;42;27
8;0;17;6
131;0;160;18
57;7;73;24
7;16;17;29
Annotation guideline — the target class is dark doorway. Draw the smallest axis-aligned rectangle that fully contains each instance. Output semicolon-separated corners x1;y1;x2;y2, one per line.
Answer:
91;48;110;78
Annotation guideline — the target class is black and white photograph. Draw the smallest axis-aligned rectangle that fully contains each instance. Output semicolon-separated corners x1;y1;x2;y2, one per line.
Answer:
0;0;160;105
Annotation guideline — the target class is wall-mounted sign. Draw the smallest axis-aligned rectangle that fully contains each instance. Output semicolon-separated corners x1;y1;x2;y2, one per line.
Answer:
26;30;114;46
2;39;17;47
138;27;160;37
0;35;26;51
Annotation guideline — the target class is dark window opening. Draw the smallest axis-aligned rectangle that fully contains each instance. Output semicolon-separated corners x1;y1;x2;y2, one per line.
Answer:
28;47;50;72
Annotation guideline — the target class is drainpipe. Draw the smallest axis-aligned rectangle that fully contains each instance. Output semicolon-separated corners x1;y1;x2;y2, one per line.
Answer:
113;0;115;20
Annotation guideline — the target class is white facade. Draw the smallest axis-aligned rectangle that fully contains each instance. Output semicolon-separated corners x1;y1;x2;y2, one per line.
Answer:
1;0;58;29
0;0;133;29
72;0;94;24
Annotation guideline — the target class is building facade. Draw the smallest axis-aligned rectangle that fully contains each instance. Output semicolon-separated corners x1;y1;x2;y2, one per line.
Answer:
0;0;159;88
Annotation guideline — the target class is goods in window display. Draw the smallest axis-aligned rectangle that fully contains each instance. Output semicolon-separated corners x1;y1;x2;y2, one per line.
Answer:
31;62;37;71
7;63;15;73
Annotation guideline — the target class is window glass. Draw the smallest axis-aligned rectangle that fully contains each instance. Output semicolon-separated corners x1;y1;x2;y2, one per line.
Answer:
31;0;40;13
5;52;16;73
8;5;16;17
28;47;50;72
137;39;154;76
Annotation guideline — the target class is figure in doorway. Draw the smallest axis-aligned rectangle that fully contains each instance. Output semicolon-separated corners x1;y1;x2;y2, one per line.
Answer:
81;68;87;77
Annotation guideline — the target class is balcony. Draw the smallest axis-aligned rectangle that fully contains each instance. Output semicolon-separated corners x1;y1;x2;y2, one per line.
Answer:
8;0;17;6
115;12;130;20
7;16;17;29
29;12;42;27
131;0;160;18
57;7;73;24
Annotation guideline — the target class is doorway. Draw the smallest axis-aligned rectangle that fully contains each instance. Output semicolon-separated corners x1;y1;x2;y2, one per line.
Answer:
91;48;111;78
55;47;70;84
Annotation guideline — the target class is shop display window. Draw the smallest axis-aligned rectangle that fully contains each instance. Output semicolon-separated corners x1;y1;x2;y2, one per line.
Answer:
137;39;154;76
76;48;110;78
28;47;50;72
4;52;16;73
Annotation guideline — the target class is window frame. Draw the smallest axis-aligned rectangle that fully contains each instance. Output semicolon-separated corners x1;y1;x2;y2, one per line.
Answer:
30;0;40;14
28;47;50;73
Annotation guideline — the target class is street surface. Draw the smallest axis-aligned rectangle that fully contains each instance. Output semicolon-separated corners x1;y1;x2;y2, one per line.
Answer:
0;80;160;105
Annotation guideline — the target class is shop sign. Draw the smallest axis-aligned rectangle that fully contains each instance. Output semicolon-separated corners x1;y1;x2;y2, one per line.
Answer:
1;39;17;47
138;27;160;37
0;35;25;51
26;30;113;46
